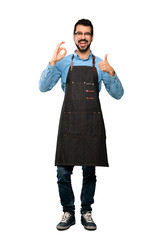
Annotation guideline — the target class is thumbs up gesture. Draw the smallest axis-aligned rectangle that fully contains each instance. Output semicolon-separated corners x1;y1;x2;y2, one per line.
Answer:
98;54;115;76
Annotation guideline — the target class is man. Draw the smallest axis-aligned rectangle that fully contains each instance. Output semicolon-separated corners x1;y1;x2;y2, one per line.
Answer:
39;19;124;231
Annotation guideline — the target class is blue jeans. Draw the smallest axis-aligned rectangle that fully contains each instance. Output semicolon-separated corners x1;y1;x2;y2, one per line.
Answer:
57;166;96;214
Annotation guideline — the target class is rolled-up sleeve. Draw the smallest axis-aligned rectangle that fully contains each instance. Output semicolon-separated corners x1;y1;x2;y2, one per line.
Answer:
39;63;61;92
102;71;124;99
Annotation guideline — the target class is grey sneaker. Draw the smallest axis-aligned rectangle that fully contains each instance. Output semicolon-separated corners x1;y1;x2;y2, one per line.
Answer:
56;212;75;231
81;212;97;230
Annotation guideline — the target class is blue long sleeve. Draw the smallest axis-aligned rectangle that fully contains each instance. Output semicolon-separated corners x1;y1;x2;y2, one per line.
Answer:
39;64;61;92
39;52;124;99
102;71;124;99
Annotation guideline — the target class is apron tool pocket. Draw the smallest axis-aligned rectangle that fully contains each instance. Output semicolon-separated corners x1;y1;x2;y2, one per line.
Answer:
85;82;97;100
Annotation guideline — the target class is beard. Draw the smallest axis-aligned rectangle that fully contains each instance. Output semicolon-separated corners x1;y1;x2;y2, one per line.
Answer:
75;39;92;53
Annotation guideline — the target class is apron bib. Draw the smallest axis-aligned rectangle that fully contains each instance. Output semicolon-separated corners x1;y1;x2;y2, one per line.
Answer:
55;55;109;167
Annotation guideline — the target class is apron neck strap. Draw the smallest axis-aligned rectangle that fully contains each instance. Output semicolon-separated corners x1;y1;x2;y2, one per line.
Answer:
71;54;96;71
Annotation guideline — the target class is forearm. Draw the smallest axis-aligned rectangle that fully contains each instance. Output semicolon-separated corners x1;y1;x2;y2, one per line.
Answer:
39;63;58;92
103;72;124;99
110;74;124;99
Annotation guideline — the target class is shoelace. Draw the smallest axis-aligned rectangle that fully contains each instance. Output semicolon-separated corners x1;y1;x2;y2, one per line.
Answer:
61;212;71;223
83;212;94;223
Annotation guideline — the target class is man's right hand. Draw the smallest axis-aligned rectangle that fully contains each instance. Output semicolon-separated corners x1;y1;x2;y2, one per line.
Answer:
49;41;67;66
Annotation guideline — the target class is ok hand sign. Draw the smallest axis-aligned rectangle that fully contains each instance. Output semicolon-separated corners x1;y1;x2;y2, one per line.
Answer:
98;54;115;76
49;42;67;66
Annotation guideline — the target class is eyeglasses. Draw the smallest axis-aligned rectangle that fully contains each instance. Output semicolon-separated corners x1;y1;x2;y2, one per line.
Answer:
74;31;92;38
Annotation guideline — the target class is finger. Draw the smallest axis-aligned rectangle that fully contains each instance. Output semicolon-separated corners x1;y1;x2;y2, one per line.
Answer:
99;64;105;69
99;63;103;67
58;48;67;56
57;48;66;56
104;54;108;61
59;47;67;58
59;47;67;52
98;61;104;66
99;65;103;71
59;41;65;47
56;41;65;50
99;64;106;71
61;50;67;58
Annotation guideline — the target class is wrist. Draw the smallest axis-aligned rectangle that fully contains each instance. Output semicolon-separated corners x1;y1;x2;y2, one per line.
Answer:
108;68;115;76
49;60;56;66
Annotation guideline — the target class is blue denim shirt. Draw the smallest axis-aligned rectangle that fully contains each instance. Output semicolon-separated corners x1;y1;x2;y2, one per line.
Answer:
39;51;124;99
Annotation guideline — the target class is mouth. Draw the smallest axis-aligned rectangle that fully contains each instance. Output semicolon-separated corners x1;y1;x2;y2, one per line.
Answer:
79;40;88;48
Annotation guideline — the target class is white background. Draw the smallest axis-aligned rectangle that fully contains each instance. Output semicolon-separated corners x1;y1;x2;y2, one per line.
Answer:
0;0;160;239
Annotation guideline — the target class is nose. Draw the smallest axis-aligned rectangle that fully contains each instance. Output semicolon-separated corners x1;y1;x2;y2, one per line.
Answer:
81;33;86;39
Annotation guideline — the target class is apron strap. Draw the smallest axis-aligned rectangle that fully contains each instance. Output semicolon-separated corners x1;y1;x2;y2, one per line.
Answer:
92;55;96;71
71;53;96;71
71;54;74;71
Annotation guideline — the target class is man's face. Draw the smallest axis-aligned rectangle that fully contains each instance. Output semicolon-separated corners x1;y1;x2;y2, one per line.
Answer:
73;25;93;53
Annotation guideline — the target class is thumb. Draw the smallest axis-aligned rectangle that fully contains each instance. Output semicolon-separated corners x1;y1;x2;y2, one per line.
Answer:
104;54;108;61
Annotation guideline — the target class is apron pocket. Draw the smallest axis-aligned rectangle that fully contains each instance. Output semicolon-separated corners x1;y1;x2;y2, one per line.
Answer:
72;82;85;100
85;83;97;100
94;112;101;136
85;112;101;136
64;112;83;135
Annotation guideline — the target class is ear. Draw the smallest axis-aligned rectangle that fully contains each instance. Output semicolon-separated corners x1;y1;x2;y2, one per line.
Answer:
73;34;75;41
91;35;93;42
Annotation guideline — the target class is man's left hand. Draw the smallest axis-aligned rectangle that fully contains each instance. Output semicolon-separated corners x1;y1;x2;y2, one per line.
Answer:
98;54;115;76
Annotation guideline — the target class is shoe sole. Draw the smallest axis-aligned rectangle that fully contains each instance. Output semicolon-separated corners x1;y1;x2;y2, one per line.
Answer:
56;222;75;231
81;223;97;231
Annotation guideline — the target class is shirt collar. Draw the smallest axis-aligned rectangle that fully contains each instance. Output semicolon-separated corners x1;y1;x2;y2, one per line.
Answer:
73;50;93;61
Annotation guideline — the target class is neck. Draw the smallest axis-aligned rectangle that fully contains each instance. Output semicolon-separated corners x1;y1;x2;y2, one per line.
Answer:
76;49;91;60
